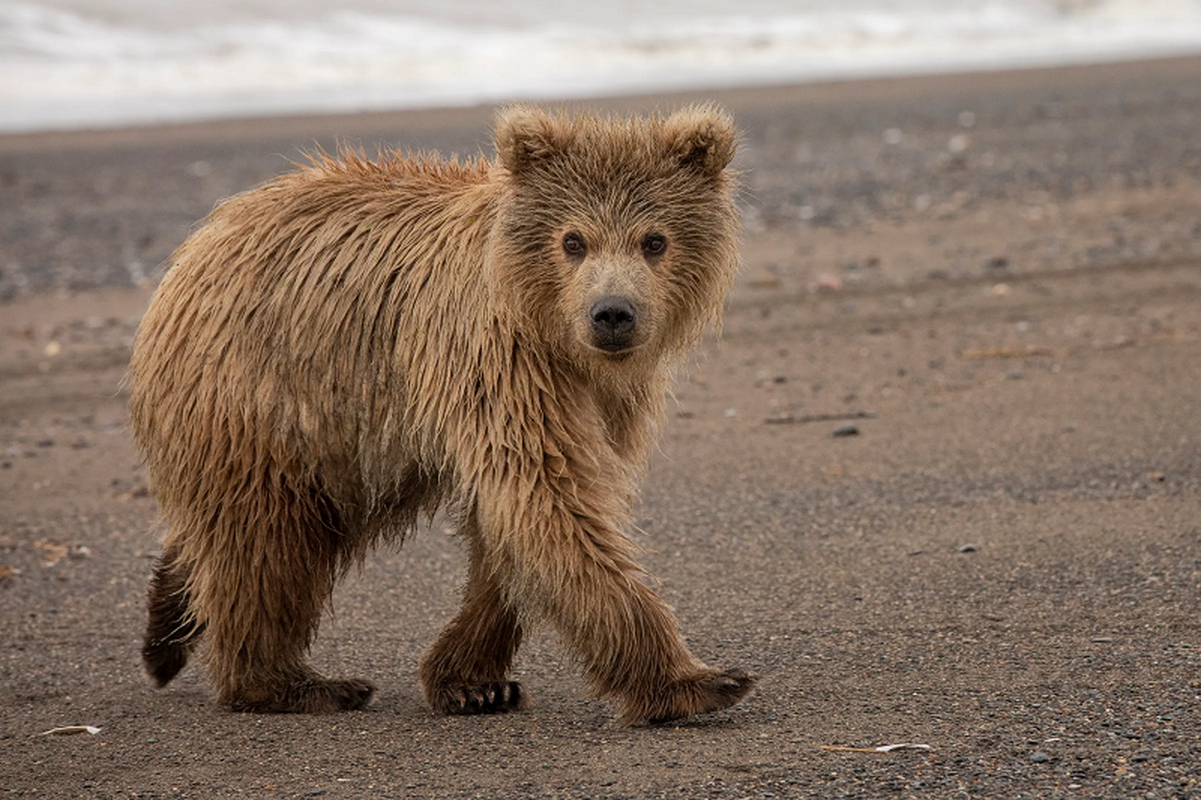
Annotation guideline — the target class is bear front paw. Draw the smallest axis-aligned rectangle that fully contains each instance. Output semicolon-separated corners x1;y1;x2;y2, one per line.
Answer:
624;667;758;725
430;680;527;715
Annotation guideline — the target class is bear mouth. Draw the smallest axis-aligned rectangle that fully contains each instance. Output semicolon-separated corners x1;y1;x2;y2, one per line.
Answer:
591;331;641;356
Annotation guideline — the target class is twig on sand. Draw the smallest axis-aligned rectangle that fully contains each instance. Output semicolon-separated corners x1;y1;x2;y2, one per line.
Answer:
821;743;932;754
36;726;101;736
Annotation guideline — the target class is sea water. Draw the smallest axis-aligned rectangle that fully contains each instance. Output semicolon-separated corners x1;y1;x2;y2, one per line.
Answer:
2;0;1200;132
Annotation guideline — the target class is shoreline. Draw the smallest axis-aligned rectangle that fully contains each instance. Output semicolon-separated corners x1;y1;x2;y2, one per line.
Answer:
2;52;1199;153
3;52;1199;304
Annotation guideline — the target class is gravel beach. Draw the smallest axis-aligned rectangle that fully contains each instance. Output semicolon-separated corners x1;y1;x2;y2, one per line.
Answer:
1;56;1199;798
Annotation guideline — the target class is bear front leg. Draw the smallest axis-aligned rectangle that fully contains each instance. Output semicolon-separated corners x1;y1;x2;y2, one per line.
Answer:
559;564;756;725
477;477;756;725
420;515;526;715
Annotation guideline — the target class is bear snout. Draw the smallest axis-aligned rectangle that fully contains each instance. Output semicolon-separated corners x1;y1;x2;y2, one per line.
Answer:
589;296;638;352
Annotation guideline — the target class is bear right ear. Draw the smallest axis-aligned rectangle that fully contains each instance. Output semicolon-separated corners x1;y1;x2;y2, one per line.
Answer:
494;106;574;174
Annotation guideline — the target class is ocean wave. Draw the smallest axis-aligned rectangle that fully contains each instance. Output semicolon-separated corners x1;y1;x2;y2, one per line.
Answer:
2;0;1200;131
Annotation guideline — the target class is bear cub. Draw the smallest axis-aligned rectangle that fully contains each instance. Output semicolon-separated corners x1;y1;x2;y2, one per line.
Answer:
129;105;754;724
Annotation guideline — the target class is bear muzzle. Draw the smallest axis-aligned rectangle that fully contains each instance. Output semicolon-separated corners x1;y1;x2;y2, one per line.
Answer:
589;295;638;354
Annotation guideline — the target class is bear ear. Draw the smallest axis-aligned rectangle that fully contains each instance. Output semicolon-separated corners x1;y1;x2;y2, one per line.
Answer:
494;106;574;174
662;105;737;178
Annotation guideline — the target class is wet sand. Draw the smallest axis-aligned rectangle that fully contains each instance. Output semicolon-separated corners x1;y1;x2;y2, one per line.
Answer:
2;56;1200;798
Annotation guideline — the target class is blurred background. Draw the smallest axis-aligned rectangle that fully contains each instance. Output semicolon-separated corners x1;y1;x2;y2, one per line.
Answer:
3;0;1201;132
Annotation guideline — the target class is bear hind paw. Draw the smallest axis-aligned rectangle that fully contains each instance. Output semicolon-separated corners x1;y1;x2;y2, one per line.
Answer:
227;676;376;713
143;637;190;688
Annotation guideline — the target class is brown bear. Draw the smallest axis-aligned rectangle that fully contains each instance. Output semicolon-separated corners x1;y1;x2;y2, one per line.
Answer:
128;105;754;724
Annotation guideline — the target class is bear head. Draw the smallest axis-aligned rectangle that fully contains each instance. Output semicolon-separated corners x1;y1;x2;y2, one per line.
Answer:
489;105;740;378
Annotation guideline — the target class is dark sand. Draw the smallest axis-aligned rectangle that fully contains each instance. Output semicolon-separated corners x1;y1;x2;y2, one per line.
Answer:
2;56;1200;798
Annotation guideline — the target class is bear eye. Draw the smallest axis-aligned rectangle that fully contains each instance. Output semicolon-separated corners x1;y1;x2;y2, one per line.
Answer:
641;233;667;259
562;231;587;259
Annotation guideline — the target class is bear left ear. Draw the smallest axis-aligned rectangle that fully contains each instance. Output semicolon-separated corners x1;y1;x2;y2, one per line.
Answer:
663;105;737;178
494;106;574;175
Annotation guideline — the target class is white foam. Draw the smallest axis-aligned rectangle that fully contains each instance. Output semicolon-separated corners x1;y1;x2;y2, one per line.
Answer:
2;0;1200;132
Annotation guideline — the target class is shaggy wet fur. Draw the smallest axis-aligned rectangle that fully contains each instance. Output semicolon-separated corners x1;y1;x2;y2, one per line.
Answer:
129;105;754;723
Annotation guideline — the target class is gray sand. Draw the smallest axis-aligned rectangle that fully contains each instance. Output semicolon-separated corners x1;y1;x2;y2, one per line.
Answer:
2;56;1199;798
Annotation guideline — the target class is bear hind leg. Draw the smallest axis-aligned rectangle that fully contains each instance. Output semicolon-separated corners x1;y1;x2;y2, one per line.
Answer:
143;544;205;687
206;567;377;714
195;488;375;713
420;520;525;715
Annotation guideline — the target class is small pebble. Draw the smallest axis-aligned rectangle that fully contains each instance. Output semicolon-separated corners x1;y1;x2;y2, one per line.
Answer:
816;272;843;292
957;543;978;553
832;424;859;437
1030;751;1050;763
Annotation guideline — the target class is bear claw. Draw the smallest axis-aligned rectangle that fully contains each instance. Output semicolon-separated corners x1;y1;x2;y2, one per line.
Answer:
434;681;526;715
709;668;756;696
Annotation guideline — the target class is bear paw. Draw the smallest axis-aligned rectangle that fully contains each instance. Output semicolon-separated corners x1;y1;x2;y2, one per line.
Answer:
228;677;376;713
625;667;757;725
430;680;527;715
143;637;190;688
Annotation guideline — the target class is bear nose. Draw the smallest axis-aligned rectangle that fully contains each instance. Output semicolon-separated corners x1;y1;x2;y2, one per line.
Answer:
589;296;637;337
